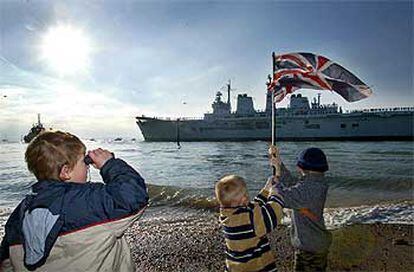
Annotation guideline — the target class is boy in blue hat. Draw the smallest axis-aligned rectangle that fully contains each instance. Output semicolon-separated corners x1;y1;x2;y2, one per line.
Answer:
269;146;332;272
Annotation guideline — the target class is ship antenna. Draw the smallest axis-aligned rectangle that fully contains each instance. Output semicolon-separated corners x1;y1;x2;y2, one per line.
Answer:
317;93;321;107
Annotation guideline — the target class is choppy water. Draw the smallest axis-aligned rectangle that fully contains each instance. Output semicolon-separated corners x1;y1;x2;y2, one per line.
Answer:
0;139;413;230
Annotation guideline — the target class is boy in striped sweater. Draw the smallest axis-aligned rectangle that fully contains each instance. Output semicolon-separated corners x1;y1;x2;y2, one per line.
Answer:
215;175;284;272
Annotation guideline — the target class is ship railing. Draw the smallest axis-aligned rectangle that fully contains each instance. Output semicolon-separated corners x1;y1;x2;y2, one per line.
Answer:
178;117;205;120
348;107;414;113
138;115;204;121
276;110;340;117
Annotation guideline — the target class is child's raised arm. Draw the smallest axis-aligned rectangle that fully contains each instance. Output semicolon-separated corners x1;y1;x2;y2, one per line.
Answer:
253;176;275;205
251;176;285;237
85;149;149;237
269;145;294;184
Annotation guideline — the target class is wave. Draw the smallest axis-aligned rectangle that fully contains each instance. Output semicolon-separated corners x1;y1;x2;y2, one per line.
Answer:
323;200;414;229
1;185;412;234
146;184;414;228
147;184;218;210
326;176;414;191
364;150;413;156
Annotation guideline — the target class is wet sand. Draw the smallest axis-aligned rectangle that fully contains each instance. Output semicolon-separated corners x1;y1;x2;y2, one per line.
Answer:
126;207;414;272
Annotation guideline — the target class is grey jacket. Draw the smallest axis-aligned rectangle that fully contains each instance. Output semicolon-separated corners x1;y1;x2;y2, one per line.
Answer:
276;163;332;253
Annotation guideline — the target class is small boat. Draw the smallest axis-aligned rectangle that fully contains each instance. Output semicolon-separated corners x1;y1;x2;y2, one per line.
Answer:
23;114;47;143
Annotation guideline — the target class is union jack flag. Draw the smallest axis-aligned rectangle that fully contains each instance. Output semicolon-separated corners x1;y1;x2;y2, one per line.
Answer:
266;52;373;103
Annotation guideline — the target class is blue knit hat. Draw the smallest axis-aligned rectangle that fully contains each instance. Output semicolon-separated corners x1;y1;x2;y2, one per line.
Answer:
296;147;329;172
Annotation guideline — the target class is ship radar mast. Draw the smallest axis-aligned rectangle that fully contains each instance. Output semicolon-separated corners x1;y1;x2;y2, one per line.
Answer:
211;81;233;116
215;91;223;103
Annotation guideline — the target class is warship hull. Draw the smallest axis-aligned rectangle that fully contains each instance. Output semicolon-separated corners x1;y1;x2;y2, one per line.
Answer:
136;111;414;142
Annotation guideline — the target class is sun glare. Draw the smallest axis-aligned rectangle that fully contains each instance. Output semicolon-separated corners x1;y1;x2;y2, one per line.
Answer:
40;24;92;76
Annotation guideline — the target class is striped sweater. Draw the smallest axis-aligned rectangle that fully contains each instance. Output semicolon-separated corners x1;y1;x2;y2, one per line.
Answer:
219;188;285;272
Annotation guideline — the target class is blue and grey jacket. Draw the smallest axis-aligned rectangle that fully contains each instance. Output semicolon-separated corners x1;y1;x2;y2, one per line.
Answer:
276;163;332;253
0;158;148;271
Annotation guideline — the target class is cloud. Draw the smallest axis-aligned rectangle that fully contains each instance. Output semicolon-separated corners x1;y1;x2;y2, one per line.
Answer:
0;56;154;140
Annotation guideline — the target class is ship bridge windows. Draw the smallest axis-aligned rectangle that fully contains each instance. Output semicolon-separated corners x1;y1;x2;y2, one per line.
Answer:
352;123;359;128
340;124;346;128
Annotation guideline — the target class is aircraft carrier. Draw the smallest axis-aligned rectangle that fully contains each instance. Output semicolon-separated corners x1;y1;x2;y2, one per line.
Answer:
136;83;413;141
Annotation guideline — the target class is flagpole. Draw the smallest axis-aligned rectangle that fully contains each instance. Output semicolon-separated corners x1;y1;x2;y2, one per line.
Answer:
271;91;275;146
271;52;276;146
271;52;278;177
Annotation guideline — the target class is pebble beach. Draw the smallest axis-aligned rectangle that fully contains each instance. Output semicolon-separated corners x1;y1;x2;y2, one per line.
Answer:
127;207;414;272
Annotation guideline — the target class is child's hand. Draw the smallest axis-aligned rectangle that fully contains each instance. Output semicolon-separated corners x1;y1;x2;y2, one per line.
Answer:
268;145;278;156
268;145;280;158
264;176;278;191
268;145;281;167
264;176;273;191
269;156;281;168
269;176;280;194
271;176;280;185
87;148;114;169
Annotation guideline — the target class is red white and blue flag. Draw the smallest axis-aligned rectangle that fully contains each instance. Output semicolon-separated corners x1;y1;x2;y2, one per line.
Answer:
266;52;373;103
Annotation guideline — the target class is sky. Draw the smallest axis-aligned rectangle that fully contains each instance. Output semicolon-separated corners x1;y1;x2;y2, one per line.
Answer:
0;0;412;140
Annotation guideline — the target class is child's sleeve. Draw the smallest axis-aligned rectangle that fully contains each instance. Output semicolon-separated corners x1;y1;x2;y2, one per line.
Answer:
251;190;284;237
0;237;9;268
98;158;149;214
82;158;149;237
279;161;295;185
253;188;270;206
275;182;307;209
275;161;308;209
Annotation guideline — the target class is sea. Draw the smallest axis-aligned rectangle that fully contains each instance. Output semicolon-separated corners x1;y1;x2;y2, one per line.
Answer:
0;139;413;236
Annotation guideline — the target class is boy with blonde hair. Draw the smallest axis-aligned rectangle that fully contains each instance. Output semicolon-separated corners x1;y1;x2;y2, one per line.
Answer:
216;173;284;272
0;131;148;271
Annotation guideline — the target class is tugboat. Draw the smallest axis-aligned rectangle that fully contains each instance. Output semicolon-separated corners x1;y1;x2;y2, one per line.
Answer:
23;114;47;143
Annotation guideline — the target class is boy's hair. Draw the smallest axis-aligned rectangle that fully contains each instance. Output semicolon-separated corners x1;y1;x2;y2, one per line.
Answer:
25;131;86;181
215;175;247;206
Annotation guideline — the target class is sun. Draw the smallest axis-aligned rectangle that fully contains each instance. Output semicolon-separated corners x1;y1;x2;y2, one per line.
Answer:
40;24;92;76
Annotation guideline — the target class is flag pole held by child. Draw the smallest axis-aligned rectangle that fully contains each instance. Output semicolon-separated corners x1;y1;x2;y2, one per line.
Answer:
270;51;279;177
